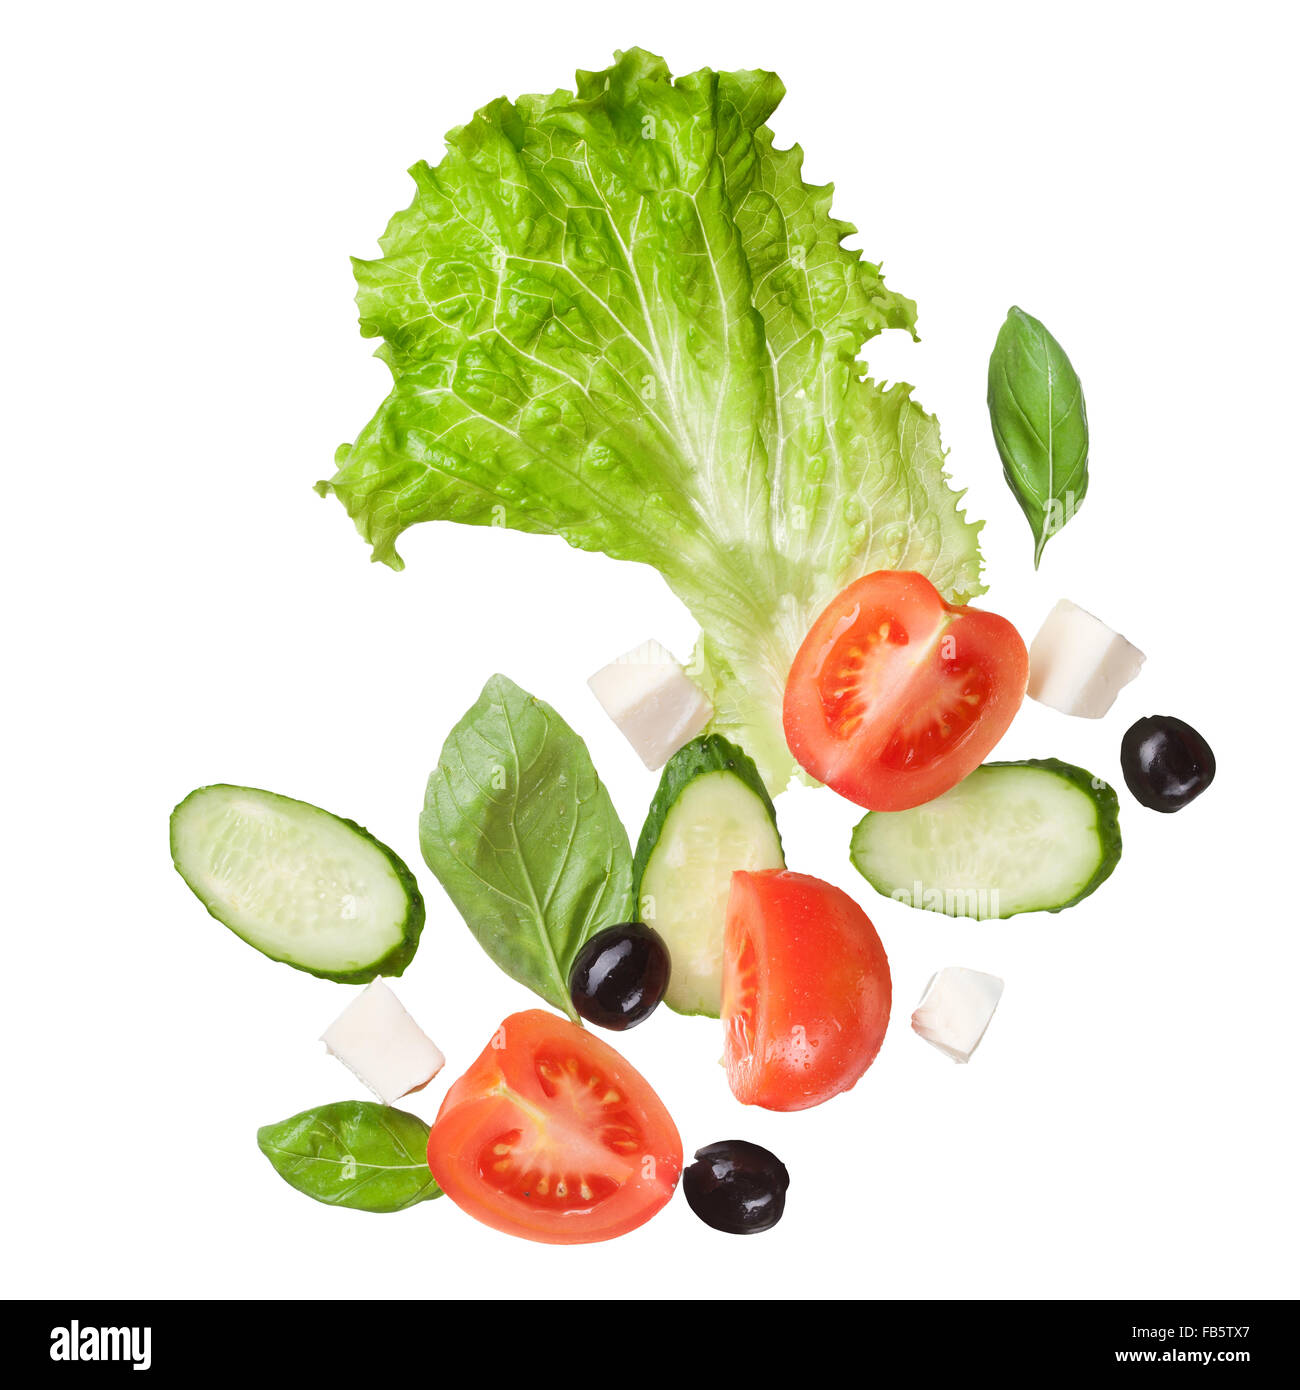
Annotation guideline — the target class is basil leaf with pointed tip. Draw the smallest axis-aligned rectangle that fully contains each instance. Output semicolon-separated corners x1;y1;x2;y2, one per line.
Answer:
987;306;1089;567
420;674;634;1019
257;1101;441;1213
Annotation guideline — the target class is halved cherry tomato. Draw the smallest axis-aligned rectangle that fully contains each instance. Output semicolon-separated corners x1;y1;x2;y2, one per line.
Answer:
722;870;891;1112
427;1010;682;1245
783;570;1029;811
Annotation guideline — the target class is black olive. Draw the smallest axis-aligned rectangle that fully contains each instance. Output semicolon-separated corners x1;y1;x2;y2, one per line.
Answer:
682;1140;789;1234
567;922;670;1030
1120;715;1216;812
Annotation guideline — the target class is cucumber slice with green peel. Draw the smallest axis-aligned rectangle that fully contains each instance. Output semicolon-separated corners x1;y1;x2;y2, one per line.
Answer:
170;785;424;982
849;758;1121;920
633;736;784;1017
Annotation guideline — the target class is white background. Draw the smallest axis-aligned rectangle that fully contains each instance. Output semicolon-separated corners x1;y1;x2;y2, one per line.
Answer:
5;0;1297;1301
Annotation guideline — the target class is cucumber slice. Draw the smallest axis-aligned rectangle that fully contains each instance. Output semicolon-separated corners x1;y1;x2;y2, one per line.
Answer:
633;736;784;1016
849;758;1121;919
170;785;424;981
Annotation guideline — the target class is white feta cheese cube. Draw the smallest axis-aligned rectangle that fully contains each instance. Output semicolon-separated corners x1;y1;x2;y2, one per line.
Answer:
1028;599;1145;718
587;639;713;769
911;967;1004;1063
320;981;444;1105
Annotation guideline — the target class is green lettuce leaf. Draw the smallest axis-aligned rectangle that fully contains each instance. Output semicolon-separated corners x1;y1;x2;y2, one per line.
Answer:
318;49;984;788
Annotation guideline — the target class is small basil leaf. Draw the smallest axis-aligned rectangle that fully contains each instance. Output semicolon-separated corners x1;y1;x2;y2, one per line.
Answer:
987;306;1089;566
257;1101;440;1213
420;674;634;1019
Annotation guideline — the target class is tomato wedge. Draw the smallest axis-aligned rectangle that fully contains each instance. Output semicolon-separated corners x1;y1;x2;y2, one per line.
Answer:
426;1010;682;1245
783;570;1029;810
722;870;891;1111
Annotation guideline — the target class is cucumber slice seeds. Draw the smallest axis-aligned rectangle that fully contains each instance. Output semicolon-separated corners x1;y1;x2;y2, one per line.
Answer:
850;758;1121;919
633;736;784;1016
170;784;424;982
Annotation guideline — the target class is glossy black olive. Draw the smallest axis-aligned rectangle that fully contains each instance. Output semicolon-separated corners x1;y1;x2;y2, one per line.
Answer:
1120;715;1216;812
682;1140;789;1234
567;922;670;1030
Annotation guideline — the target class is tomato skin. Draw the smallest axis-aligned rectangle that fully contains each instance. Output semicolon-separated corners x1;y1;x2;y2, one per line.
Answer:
427;1010;682;1245
722;871;891;1112
783;571;1029;811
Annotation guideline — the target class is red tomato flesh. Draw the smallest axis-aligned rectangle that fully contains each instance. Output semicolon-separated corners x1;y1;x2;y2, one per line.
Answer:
722;870;891;1111
427;1010;682;1245
783;570;1028;810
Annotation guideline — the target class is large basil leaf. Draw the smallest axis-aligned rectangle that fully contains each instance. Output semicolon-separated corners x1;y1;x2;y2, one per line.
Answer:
257;1101;440;1213
420;674;634;1018
987;306;1089;567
